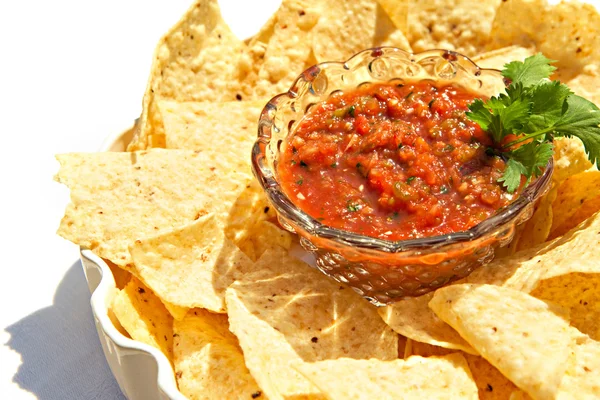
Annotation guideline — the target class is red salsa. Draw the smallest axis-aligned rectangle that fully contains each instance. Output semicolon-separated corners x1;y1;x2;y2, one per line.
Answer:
278;82;516;240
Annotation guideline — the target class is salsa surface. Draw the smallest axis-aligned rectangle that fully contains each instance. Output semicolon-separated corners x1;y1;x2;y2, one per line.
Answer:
278;82;515;240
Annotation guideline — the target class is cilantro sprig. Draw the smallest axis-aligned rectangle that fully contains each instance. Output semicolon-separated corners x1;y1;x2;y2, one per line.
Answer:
466;53;600;192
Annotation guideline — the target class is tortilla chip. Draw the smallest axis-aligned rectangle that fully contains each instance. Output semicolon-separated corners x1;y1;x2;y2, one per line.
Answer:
397;334;408;359
105;259;131;289
550;171;600;239
532;273;600;341
471;46;535;70
376;26;411;51
379;293;476;354
513;187;555;251
558;336;600;398
376;0;408;34
567;64;600;106
238;220;293;261
373;5;411;51
538;1;600;75
173;309;262;400
488;0;548;49
112;278;173;362
106;287;130;338
56;150;253;266
403;0;501;56
243;0;322;98
465;354;524;400
408;341;519;400
430;284;600;399
429;284;573;400
162;301;189;321
552;137;594;185
312;0;378;62
226;247;398;400
509;391;533;400
311;0;410;63
158;100;263;172
129;0;247;150
510;136;594;252
130;214;253;313
490;0;600;77
381;211;600;353
407;339;454;357
296;354;478;399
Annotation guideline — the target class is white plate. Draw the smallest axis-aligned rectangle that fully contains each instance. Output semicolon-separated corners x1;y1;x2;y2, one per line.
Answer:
80;125;185;400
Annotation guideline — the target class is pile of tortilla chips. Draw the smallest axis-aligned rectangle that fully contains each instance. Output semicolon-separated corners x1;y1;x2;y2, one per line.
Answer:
56;0;600;398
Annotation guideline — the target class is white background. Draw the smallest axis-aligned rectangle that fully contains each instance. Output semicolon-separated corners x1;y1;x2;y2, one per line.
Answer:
0;1;280;398
1;0;599;399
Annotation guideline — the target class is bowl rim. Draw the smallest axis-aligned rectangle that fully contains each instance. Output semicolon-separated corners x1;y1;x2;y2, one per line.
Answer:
252;47;554;253
84;249;186;400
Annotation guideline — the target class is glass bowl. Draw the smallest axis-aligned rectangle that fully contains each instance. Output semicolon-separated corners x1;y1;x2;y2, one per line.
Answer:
251;48;553;306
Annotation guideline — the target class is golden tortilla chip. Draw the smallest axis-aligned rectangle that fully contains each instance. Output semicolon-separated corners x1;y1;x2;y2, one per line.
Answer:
130;214;253;313
173;309;262;400
162;301;189;321
376;25;412;50
532;273;600;341
238;220;293;261
508;391;532;400
129;0;247;150
242;0;321;98
373;5;411;51
430;283;600;399
429;284;573;400
106;286;130;338
513;187;555;252
408;341;520;400
488;0;548;50
296;354;478;399
226;247;398;400
490;0;600;77
552;137;594;185
550;171;600;239
380;211;600;353
312;0;379;62
158;100;264;171
112;278;173;362
507;136;594;253
559;336;600;398
311;0;410;63
55;150;253;267
471;46;535;70
401;0;501;56
105;259;131;289
567;64;600;106
379;293;476;354
376;0;408;34
464;354;522;400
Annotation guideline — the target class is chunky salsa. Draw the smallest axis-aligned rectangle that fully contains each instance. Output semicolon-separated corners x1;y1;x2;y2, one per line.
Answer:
277;81;517;241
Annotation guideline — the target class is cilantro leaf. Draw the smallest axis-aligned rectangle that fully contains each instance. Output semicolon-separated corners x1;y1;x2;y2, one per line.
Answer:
466;53;600;193
467;93;531;142
511;142;554;178
505;82;526;102
497;97;531;134
551;95;600;167
499;143;553;193
498;159;527;193
526;81;573;131
502;53;557;88
466;99;493;131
